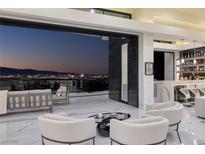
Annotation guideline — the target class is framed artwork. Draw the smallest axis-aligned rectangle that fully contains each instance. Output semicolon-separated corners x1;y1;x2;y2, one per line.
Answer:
145;62;153;75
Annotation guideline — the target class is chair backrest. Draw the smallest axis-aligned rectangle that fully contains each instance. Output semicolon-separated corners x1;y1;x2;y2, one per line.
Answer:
7;91;29;109
199;88;205;95
146;102;177;111
110;116;169;145
60;86;67;91
189;88;201;97
146;103;184;125
29;89;52;107
179;88;191;98
43;113;79;121
56;86;67;96
38;114;96;144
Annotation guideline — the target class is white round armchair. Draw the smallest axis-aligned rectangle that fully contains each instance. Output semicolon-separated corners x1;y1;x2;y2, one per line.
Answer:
38;113;96;145
110;116;169;145
195;97;205;118
145;102;184;143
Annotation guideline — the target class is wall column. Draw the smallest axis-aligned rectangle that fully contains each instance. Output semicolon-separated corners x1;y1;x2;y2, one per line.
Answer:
138;33;154;109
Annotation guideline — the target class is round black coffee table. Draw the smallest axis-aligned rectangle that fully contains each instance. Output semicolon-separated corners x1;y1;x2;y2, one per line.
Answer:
88;112;131;137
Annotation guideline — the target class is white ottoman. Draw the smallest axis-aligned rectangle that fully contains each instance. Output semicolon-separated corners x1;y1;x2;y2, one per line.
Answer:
195;97;205;118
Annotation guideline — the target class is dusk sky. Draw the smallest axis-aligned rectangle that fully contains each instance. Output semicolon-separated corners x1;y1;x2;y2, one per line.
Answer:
0;25;108;75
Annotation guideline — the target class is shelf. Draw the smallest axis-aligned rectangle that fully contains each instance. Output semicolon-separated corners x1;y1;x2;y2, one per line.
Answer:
177;71;205;74
176;64;205;67
177;47;205;80
177;56;205;61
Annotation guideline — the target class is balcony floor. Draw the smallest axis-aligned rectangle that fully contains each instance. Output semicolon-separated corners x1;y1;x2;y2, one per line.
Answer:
0;95;205;145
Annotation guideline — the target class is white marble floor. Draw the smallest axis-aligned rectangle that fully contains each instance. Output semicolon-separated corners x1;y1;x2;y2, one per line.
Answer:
0;95;205;145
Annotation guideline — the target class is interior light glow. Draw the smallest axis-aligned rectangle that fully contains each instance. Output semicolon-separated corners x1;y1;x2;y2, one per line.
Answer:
176;41;190;46
90;9;95;14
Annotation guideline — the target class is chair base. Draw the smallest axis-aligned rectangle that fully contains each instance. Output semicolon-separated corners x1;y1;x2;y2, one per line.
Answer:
180;98;194;107
183;103;194;107
169;121;182;143
196;116;205;119
41;135;95;145
48;105;53;113
110;138;167;145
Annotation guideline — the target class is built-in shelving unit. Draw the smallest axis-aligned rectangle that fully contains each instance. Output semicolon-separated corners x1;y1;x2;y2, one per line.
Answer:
176;46;205;80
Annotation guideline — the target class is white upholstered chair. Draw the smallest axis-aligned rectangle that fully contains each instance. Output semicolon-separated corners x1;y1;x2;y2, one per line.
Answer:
110;116;169;145
38;113;96;145
56;86;67;97
195;97;205;118
54;86;69;104
189;88;202;105
199;88;205;96
189;88;201;98
179;88;193;107
145;102;184;143
197;85;205;96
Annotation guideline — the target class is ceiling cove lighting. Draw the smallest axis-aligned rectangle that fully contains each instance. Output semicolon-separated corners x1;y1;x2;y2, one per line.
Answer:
176;40;190;46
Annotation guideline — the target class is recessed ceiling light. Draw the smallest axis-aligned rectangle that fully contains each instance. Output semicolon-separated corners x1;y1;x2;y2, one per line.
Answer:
90;9;95;14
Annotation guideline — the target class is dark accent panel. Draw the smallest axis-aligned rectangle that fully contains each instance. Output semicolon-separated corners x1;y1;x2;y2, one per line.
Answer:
128;36;139;107
109;36;139;107
154;52;165;80
154;51;175;80
109;37;122;102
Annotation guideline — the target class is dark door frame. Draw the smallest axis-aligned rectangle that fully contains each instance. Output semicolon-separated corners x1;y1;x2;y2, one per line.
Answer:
154;51;175;80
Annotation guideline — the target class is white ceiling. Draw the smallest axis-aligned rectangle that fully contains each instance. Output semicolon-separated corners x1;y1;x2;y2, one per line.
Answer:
175;9;205;19
109;8;205;35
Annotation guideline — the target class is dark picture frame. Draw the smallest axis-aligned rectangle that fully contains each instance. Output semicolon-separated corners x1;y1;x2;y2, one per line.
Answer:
145;62;153;75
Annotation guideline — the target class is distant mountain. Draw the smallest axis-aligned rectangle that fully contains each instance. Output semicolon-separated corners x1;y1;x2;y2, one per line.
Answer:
0;67;76;76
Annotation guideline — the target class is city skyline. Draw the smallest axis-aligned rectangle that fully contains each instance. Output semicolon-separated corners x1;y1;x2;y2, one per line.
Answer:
0;24;109;75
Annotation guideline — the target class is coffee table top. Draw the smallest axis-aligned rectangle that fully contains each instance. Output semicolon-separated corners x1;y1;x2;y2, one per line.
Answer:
88;112;131;137
88;112;131;123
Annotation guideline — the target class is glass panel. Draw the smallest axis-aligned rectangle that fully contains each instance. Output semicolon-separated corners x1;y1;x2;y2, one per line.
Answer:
121;43;128;102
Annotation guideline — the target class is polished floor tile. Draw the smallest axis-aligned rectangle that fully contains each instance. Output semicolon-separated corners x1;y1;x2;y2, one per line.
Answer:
0;95;205;145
